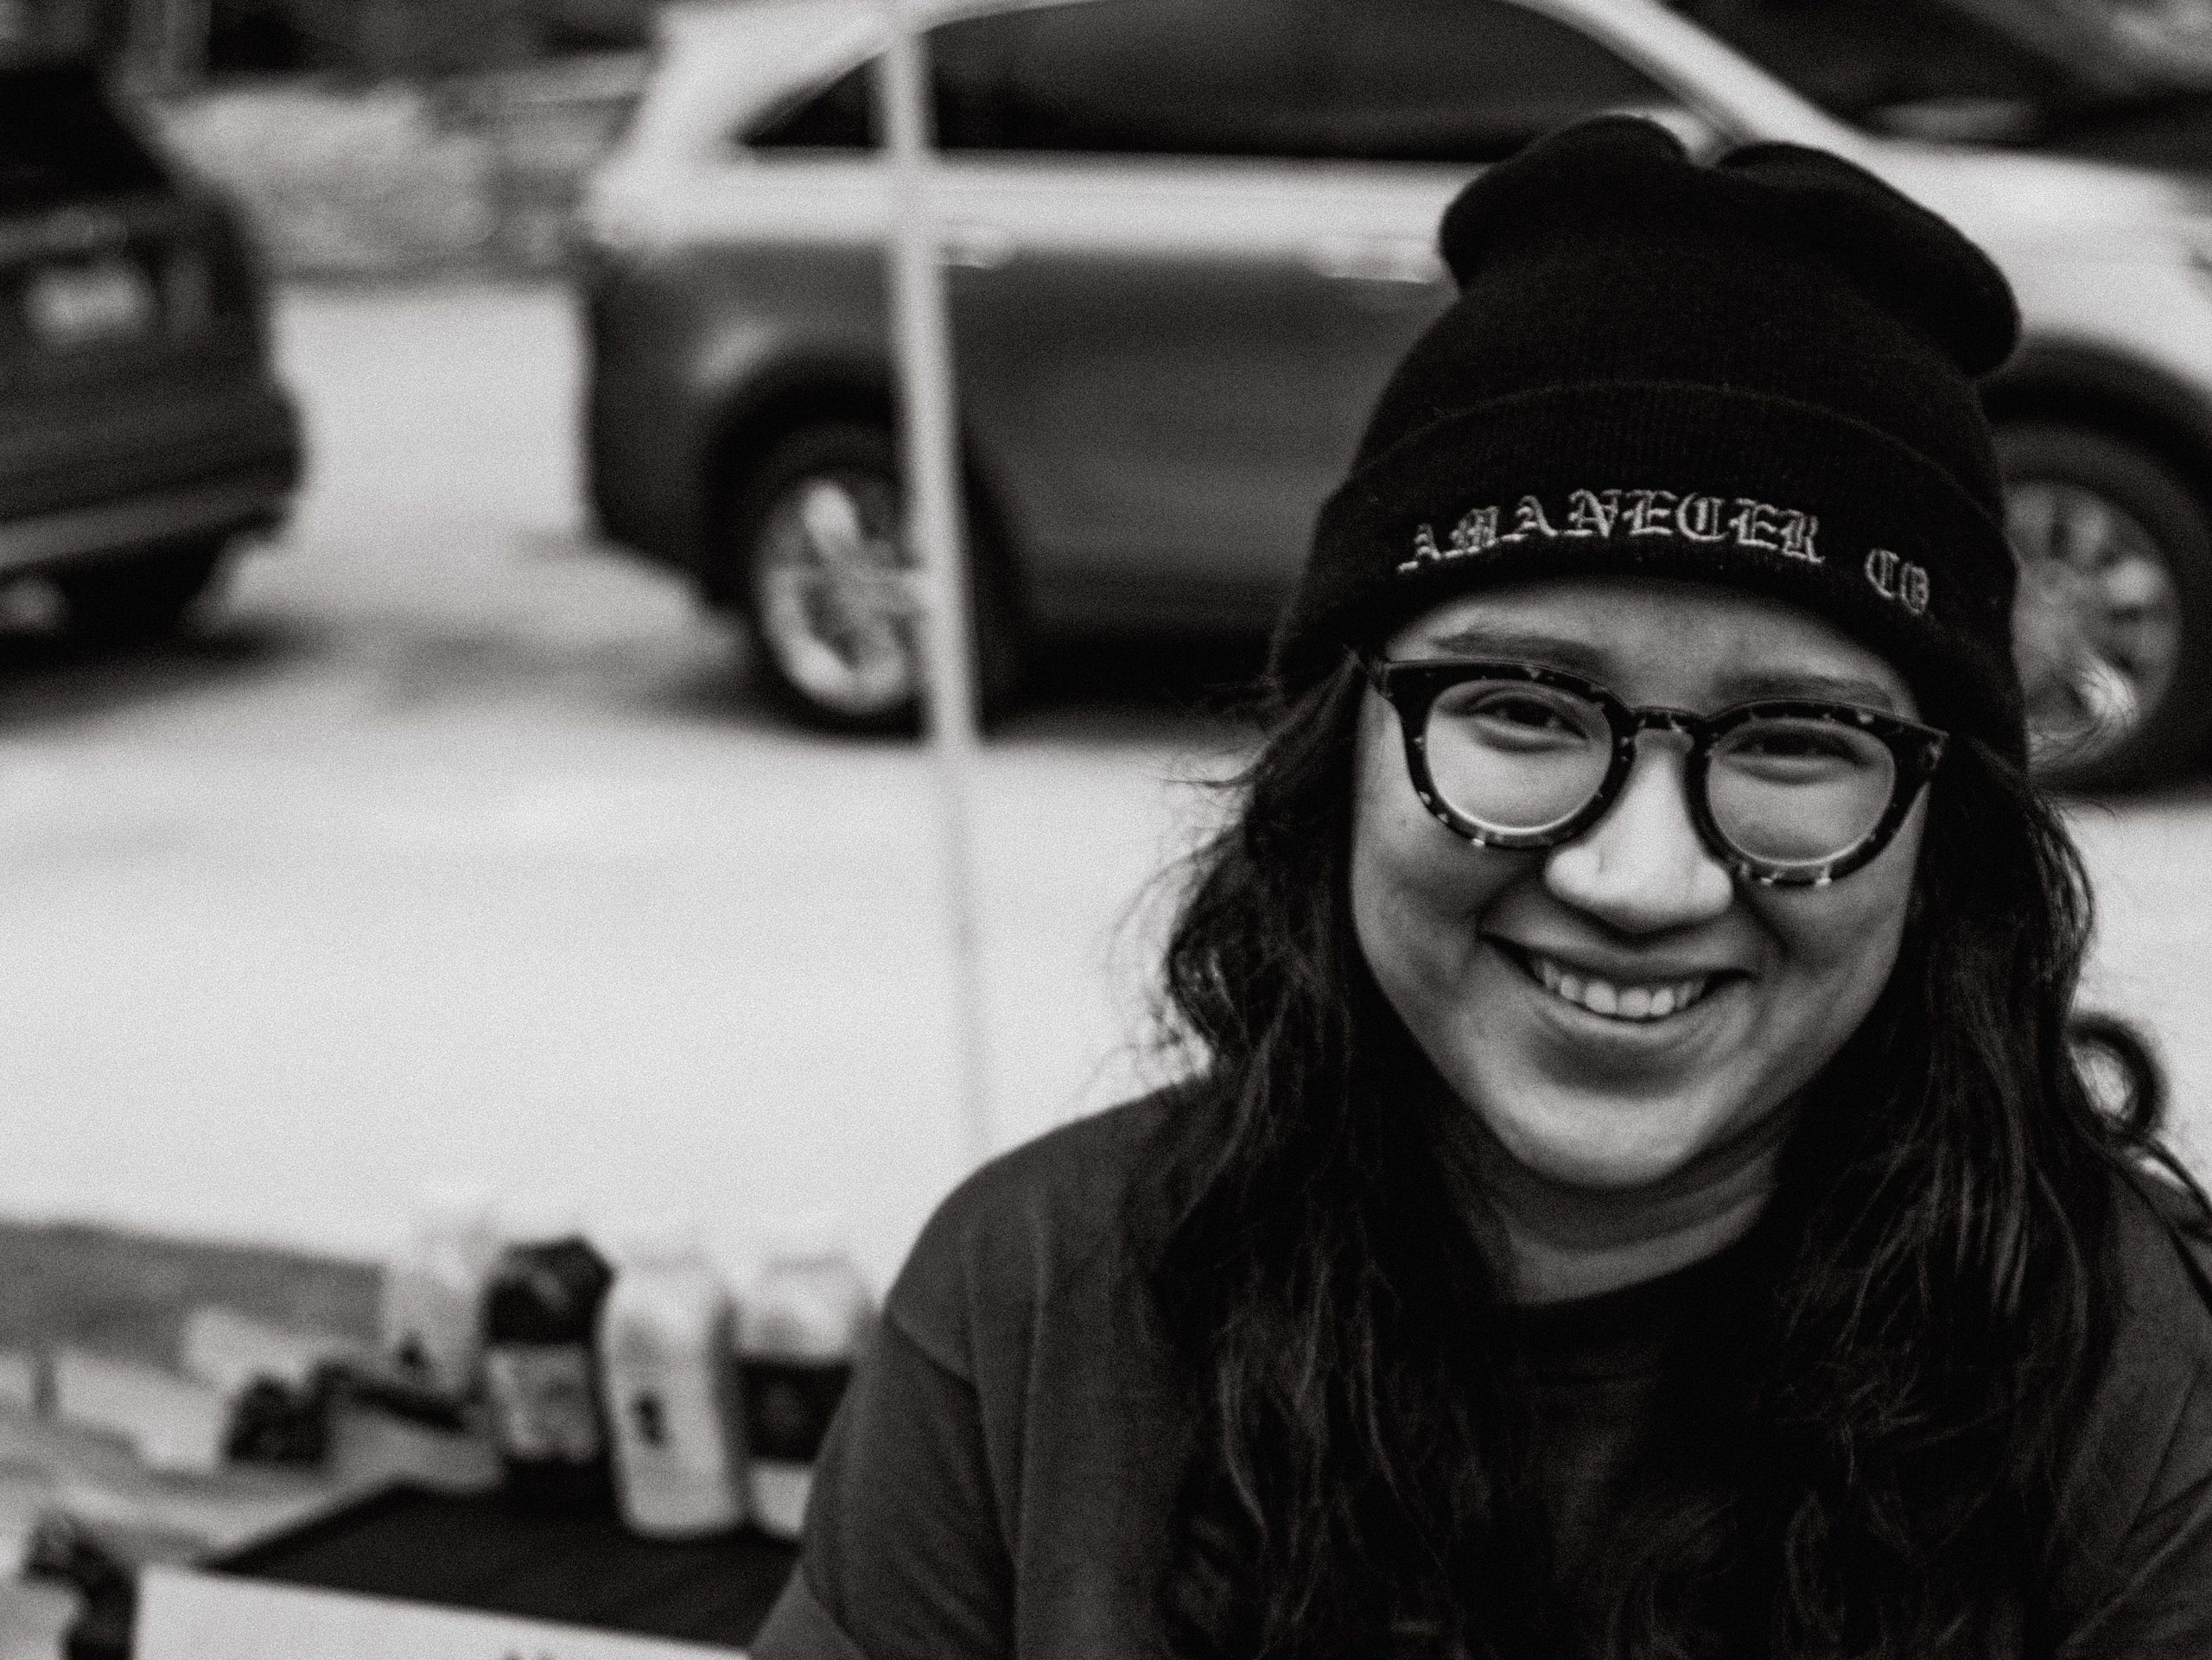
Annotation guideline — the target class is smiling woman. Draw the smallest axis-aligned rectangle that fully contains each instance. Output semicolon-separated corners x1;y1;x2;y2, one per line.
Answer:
748;118;2212;1659
1352;581;1932;1233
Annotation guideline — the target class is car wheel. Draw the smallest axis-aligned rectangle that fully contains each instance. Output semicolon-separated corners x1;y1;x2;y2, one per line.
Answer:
1997;423;2212;790
728;422;1024;733
54;542;227;647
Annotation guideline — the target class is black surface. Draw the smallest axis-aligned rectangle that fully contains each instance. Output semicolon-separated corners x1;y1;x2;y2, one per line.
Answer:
209;1485;799;1648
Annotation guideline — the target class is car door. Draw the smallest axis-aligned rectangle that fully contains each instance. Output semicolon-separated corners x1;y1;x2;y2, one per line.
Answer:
1295;0;1711;477
925;0;1349;629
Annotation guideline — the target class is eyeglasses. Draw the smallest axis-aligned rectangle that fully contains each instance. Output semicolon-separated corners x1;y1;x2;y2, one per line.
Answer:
1361;656;1947;887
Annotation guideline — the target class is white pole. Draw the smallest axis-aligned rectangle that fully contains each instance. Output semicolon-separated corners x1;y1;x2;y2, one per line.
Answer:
875;0;994;1168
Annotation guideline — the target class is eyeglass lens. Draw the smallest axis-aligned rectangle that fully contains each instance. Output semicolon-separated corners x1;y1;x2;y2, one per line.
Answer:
1423;680;1900;867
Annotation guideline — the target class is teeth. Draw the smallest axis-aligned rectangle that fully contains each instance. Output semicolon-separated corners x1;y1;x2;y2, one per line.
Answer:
1523;952;1712;1022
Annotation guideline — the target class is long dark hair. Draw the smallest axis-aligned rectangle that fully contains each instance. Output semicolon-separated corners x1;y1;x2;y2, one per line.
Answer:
1147;655;2186;1659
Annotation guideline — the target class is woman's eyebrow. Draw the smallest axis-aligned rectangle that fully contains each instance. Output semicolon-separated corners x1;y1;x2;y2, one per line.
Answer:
1713;669;1905;709
1420;626;1611;674
1420;627;1906;710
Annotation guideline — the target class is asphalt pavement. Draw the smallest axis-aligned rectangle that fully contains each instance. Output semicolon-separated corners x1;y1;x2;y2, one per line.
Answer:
0;281;1248;1294
0;281;2205;1297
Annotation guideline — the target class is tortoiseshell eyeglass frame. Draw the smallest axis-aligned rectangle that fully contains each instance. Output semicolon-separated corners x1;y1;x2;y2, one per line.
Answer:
1359;654;1948;887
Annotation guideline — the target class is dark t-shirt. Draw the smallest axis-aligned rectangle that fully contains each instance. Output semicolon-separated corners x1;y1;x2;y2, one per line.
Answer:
752;1089;2212;1659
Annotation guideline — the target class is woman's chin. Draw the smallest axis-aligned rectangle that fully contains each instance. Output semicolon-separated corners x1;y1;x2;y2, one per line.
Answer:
1465;1084;1739;1195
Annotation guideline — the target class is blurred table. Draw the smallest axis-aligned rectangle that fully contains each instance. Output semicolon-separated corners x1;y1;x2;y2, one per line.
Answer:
128;1485;798;1659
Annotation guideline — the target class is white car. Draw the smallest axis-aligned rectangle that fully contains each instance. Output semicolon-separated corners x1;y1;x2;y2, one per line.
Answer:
578;0;2212;786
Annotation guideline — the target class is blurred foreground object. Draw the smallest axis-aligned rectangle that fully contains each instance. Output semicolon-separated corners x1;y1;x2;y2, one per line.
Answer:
735;1212;874;1541
581;0;2212;788
132;1485;798;1660
377;1185;499;1410
56;1304;359;1475
0;54;300;647
599;1219;749;1540
53;1352;237;1478
480;1208;617;1511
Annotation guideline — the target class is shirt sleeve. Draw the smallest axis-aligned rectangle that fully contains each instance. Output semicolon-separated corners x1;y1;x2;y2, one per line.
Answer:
2053;1185;2212;1656
2056;1364;2212;1656
747;1307;1013;1660
748;1092;1188;1660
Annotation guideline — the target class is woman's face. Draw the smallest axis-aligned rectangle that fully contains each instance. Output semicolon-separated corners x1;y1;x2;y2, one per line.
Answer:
1351;576;1927;1193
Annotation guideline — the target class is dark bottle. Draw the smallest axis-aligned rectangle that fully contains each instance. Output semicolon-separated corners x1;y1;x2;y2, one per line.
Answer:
481;1210;616;1511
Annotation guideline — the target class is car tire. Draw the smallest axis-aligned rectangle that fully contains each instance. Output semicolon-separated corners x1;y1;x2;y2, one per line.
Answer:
54;542;227;647
1996;423;2212;791
727;422;1025;734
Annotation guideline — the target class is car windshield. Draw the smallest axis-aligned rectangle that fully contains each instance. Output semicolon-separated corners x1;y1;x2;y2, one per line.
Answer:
1672;0;2212;145
0;64;168;213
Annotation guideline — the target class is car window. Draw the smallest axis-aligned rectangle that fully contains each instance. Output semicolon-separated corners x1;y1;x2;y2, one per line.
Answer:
0;66;168;211
1670;0;2080;134
750;0;1330;158
1319;0;1682;163
956;0;1325;156
749;59;877;150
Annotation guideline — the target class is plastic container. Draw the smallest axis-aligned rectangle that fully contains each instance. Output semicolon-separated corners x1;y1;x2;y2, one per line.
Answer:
738;1211;876;1540
480;1201;615;1510
379;1184;498;1405
598;1219;748;1538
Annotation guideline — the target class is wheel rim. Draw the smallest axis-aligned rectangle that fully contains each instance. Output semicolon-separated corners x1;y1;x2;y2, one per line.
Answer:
753;471;916;720
2006;480;2184;774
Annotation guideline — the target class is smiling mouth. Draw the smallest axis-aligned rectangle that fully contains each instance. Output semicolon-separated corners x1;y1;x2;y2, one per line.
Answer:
1505;946;1722;1024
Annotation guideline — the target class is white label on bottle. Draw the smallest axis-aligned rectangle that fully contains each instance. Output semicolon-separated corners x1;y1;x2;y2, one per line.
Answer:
483;1342;601;1462
609;1353;745;1532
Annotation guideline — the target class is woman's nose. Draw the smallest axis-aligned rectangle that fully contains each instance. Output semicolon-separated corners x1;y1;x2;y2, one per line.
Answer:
1541;740;1734;932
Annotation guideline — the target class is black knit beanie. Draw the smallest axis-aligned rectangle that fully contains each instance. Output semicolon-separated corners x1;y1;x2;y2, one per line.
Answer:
1272;116;2026;760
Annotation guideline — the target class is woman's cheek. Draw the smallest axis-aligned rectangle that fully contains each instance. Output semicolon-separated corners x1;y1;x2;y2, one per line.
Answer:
1752;815;1921;997
1354;818;1519;1040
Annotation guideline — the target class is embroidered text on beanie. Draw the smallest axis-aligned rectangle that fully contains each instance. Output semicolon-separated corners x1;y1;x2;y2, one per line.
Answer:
1270;116;2026;759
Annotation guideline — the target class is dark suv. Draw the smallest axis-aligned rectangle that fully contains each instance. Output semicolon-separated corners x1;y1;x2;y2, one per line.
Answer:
2;60;301;643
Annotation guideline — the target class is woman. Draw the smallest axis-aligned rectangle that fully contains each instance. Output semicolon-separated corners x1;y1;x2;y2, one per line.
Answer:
752;119;2212;1657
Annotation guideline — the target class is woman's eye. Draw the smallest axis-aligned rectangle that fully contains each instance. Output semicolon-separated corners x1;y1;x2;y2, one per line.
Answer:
1481;696;1572;730
1744;730;1840;757
1729;723;1869;767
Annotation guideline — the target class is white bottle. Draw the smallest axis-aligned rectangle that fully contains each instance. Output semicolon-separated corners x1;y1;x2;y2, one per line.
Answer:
599;1219;748;1538
379;1183;499;1403
739;1210;877;1542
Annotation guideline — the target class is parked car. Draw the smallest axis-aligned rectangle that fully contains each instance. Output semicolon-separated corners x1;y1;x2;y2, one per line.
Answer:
1;58;301;646
577;0;2212;788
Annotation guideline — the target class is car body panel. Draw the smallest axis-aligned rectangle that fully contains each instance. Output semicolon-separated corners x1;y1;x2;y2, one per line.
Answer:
2;71;302;584
0;364;296;526
939;156;1418;618
584;233;890;566
0;467;292;578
